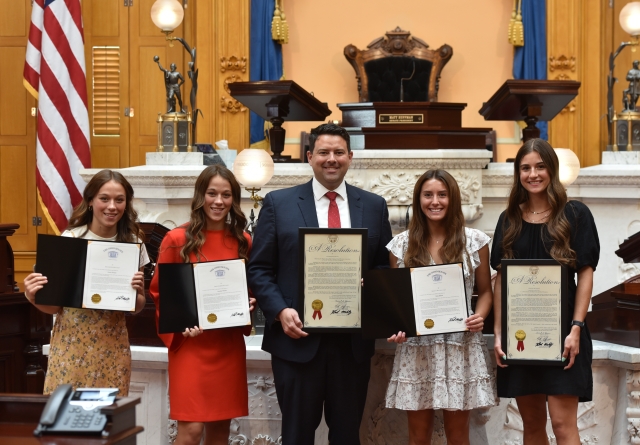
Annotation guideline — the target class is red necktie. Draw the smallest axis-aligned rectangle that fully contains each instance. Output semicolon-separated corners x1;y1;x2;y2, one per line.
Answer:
326;191;341;228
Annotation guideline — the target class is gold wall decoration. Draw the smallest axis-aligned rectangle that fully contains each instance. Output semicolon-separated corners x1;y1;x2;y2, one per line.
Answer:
549;55;576;80
220;73;247;114
220;55;247;73
220;96;247;114
223;74;244;93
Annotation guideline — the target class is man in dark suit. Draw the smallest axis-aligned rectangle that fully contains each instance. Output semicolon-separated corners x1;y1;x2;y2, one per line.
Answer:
248;123;392;445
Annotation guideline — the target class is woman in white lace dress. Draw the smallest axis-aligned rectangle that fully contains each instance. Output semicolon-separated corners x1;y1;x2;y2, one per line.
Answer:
386;169;497;445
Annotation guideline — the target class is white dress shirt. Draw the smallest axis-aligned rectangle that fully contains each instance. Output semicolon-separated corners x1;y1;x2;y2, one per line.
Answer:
312;177;351;228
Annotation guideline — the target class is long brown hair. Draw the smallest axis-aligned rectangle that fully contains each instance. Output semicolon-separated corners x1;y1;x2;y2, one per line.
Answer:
67;169;143;243
501;138;576;267
180;165;249;263
405;170;467;267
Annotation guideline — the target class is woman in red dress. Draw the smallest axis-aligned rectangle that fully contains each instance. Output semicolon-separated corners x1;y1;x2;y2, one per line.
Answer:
150;165;255;445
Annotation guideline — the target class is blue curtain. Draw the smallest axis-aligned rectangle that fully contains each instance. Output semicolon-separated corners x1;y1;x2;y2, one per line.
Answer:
513;0;548;140
250;0;283;145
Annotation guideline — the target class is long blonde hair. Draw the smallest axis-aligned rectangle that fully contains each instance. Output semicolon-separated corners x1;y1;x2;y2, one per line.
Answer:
405;170;467;267
501;138;576;268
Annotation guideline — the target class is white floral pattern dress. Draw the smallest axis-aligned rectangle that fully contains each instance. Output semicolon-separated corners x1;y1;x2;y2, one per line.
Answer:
385;227;497;411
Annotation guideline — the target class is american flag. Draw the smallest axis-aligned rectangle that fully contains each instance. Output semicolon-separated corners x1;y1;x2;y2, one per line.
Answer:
23;0;91;234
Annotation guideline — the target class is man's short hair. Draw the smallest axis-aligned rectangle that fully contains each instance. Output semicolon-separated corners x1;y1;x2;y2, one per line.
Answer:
309;123;351;153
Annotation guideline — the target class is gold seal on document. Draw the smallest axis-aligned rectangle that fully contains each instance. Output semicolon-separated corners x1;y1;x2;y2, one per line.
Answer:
311;299;323;311
424;319;434;329
207;313;218;323
515;330;526;341
91;294;101;304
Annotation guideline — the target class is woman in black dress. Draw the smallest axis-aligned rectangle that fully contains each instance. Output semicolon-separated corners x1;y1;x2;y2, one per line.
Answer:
491;139;599;445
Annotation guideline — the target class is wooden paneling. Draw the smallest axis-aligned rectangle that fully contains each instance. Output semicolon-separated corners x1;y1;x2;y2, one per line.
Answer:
13;252;36;292
0;1;37;253
91;145;120;169
91;0;120;37
0;146;29;235
547;0;608;167
0;0;26;37
0;47;28;136
83;0;130;169
193;0;250;150
138;46;169;137
138;0;162;37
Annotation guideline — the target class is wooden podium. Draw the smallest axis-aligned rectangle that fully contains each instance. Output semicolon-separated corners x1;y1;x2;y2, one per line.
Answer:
0;394;142;444
587;231;640;347
228;80;332;162
479;80;581;142
337;102;492;149
0;224;52;394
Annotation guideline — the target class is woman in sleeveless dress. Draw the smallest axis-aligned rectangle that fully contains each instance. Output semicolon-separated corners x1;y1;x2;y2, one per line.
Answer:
492;139;600;445
386;169;496;445
23;169;149;396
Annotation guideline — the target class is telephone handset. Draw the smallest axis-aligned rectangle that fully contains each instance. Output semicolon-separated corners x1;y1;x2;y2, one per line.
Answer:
34;384;118;436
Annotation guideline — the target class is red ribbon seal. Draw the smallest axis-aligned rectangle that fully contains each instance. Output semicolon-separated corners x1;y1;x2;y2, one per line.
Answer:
313;310;322;320
517;340;525;351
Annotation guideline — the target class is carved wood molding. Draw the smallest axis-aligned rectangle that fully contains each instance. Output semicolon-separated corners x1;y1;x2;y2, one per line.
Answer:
220;55;247;73
221;74;247;114
549;54;576;79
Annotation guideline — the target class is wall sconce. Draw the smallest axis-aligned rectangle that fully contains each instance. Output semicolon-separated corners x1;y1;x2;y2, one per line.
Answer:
234;149;275;209
607;2;640;148
554;148;580;187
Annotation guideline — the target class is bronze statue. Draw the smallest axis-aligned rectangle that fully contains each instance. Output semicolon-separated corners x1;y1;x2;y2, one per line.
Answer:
153;56;185;113
623;60;640;111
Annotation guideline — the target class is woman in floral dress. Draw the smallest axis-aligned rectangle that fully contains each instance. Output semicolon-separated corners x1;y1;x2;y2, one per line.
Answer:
386;169;497;445
23;169;149;396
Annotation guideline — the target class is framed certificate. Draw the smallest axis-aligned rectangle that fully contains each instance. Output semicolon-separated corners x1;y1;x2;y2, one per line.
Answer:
35;234;141;312
298;228;367;333
362;263;469;339
501;259;568;366
158;259;251;334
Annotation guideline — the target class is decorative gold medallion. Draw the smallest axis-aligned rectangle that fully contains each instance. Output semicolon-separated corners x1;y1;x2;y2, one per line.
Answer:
424;319;434;329
515;329;526;351
91;294;101;304
207;313;218;323
311;299;323;311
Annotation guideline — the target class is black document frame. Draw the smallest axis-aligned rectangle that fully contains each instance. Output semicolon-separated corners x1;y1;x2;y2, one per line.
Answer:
35;234;141;309
362;262;469;340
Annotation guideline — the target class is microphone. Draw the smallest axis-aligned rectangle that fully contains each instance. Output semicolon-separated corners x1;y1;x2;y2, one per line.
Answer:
400;57;416;102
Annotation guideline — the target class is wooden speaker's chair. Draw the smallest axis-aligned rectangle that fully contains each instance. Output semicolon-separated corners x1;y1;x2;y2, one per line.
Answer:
344;27;453;103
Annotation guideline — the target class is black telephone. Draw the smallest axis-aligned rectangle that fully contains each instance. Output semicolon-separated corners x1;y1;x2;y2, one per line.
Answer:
34;385;118;436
